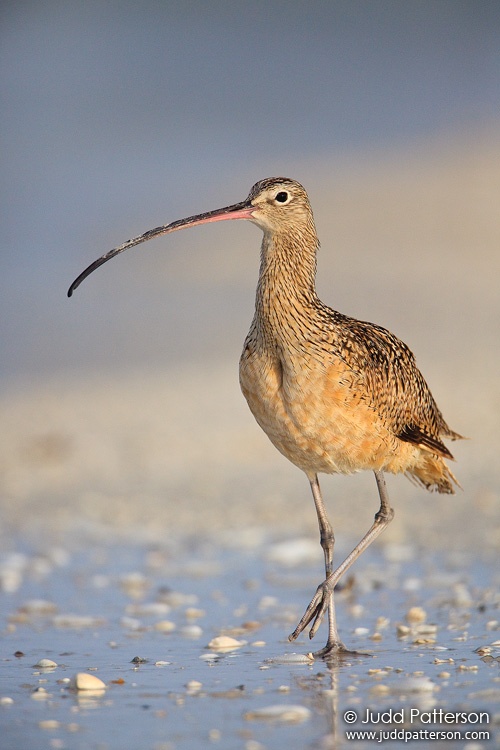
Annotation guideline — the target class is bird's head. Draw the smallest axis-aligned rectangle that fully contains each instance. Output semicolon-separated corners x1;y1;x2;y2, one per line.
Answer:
245;178;314;235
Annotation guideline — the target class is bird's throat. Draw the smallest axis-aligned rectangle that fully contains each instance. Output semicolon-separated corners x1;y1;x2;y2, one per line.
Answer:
254;234;320;351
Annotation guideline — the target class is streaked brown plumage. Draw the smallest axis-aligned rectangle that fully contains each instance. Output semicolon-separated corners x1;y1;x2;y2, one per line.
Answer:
68;176;463;657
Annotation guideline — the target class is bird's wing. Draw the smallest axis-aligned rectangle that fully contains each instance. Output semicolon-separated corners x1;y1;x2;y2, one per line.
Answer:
332;315;460;457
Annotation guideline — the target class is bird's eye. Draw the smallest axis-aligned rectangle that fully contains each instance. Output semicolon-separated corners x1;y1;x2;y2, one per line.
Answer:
275;191;289;203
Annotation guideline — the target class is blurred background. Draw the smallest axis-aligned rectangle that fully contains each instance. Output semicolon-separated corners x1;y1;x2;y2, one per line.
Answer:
1;1;499;546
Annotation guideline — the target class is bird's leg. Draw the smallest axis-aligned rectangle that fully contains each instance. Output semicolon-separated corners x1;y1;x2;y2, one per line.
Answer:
306;474;345;654
290;470;394;644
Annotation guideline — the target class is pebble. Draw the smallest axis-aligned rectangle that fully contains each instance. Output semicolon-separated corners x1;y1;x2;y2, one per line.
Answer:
240;620;262;632
119;572;151;597
258;595;279;610
245;742;265;750
34;658;58;669
0;697;14;705
185;680;203;694
413;638;436;645
221;623;255;638
452;583;473;607
414;623;438;634
31;687;50;700
233;604;248;618
369;684;390;695
474;646;491;656
39;720;61;730
91;574;110;589
208;636;245;652
402;577;422;592
267;653;314;664
159;590;198;607
185;607;205;620
350;603;364;618
179;624;203;639
53;614;104;628
406;606;427;624
396;676;436;693
396;624;411;636
154;619;176;633
209;685;247;699
0;567;23;593
199;653;220;662
433;657;454;664
0;552;28;594
265;538;319;566
154;661;171;666
125;602;170;616
30;557;53;578
120;616;142;630
244;704;311;723
19;599;58;615
69;673;106;691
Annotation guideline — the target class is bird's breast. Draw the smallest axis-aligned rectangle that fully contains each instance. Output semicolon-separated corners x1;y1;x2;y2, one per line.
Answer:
239;335;404;475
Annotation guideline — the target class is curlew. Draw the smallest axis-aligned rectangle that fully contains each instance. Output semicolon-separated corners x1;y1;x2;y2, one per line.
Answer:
68;177;463;657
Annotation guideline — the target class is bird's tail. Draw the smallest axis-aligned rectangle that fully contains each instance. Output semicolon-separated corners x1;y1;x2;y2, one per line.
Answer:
406;454;461;495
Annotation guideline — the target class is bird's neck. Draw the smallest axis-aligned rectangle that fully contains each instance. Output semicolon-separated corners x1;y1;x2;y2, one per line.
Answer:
254;229;320;345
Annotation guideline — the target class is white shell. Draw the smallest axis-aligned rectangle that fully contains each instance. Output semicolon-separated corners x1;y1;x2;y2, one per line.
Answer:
244;704;311;723
70;673;106;691
207;636;245;651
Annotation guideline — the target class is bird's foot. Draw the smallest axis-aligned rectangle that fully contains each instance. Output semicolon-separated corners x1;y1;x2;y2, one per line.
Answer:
288;580;374;661
310;640;347;659
310;642;372;661
288;578;334;643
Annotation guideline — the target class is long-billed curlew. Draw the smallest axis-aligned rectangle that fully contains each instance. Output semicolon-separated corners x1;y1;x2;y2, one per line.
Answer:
68;178;463;657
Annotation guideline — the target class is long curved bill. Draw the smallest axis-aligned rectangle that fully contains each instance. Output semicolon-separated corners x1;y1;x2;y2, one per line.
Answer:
67;199;255;297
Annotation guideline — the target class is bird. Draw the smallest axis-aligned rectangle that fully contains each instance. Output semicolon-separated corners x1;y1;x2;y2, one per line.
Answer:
68;177;463;658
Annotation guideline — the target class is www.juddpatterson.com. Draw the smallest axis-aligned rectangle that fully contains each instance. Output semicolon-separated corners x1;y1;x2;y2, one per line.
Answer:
342;709;490;743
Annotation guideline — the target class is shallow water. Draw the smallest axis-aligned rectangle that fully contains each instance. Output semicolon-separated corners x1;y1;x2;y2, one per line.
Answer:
1;532;498;750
